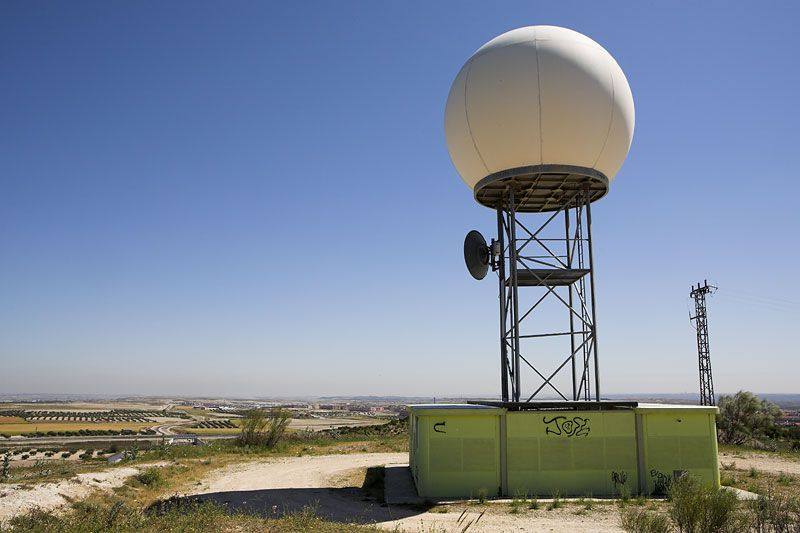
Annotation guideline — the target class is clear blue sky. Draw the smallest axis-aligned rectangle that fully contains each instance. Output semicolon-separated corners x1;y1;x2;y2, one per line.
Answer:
2;2;798;398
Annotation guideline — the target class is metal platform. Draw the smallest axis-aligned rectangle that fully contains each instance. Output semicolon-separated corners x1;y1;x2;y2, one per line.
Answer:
474;164;609;213
509;268;590;287
467;400;638;411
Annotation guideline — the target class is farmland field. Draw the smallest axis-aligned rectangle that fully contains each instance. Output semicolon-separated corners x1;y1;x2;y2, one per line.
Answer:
188;417;386;435
0;405;193;437
0;421;154;436
191;426;240;435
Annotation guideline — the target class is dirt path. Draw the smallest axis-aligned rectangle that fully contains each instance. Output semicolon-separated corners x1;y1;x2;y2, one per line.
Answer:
0;462;167;525
719;451;800;475
185;453;624;532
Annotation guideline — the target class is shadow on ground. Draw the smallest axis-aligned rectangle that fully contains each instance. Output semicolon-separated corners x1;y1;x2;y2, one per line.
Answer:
147;467;431;525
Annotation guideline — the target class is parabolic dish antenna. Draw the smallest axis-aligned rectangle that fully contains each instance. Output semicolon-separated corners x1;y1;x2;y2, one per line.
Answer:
463;230;490;280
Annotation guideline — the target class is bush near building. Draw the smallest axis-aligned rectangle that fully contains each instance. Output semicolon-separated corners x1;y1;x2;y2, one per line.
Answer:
717;391;782;449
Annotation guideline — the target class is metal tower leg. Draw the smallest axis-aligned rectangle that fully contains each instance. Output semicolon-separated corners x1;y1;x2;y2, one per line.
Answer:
497;204;509;403
565;206;577;400
507;188;522;402
585;189;601;402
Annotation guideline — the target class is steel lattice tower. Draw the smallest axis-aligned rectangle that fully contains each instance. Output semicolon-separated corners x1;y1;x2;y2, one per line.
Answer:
690;281;716;406
478;167;605;404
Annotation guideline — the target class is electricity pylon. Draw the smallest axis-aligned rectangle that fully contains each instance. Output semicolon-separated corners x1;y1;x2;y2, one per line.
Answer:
690;280;717;406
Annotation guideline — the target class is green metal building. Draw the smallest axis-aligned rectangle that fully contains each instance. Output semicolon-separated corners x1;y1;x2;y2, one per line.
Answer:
408;403;719;499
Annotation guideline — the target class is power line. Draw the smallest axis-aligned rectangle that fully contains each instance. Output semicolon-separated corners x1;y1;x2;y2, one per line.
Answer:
714;291;800;315
718;288;800;307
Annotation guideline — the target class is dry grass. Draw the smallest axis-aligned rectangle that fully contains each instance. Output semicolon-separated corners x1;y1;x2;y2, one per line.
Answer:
3;500;385;532
722;468;800;499
719;443;800;461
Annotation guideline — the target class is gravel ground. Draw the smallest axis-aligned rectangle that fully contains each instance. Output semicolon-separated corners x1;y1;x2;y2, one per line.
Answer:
719;450;800;475
184;452;625;532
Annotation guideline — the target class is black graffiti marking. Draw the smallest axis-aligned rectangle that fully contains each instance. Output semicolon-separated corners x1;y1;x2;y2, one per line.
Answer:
543;416;591;437
650;469;672;496
611;470;628;487
433;421;446;433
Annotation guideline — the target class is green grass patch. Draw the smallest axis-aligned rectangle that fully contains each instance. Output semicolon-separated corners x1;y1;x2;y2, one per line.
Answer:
135;468;163;486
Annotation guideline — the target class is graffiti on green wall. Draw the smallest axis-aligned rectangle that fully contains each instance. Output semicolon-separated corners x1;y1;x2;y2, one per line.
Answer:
543;415;591;437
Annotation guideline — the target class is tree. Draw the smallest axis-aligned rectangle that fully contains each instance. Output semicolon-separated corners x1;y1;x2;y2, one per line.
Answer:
238;409;290;447
716;391;781;448
127;441;139;460
1;453;9;481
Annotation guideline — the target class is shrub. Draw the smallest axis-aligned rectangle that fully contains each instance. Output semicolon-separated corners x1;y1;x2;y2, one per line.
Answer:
620;507;671;533
127;442;139;461
547;491;562;510
716;391;781;448
528;496;540;510
668;475;742;533
510;490;527;514
237;409;290;447
135;468;162;486
747;488;800;532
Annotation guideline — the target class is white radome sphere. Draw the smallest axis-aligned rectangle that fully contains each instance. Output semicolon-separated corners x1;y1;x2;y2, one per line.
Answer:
445;25;635;194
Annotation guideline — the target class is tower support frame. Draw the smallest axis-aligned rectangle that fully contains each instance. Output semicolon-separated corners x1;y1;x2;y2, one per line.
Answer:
493;185;601;403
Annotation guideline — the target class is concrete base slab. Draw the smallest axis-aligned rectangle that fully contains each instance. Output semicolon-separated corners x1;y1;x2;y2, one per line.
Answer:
384;463;424;505
724;486;759;500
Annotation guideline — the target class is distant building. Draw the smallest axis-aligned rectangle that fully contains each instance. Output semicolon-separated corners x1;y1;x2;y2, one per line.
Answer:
107;452;126;464
166;434;202;446
777;410;800;427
